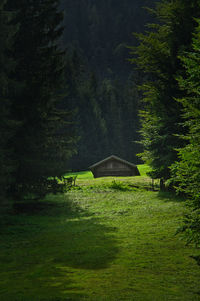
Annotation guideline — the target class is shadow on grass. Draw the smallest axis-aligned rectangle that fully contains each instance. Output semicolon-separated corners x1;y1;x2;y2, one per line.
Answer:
157;191;186;203
190;255;200;267
0;194;118;300
56;217;118;269
12;197;83;217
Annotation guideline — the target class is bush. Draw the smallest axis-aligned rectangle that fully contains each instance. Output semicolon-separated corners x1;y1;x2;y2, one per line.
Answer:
176;209;200;248
109;180;133;191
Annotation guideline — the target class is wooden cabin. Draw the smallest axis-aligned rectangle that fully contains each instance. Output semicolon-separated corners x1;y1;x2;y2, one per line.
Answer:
89;155;140;178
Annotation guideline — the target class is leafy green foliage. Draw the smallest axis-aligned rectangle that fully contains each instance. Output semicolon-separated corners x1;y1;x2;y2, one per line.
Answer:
109;180;129;191
108;180;135;191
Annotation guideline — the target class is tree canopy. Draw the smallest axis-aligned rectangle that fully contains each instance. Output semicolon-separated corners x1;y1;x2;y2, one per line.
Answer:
131;0;200;186
3;0;76;199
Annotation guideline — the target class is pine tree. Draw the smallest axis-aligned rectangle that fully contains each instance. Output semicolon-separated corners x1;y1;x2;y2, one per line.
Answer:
171;19;200;246
131;0;200;188
0;0;17;203
7;0;76;199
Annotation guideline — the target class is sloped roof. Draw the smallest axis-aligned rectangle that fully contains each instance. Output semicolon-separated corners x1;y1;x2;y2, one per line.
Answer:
89;155;137;170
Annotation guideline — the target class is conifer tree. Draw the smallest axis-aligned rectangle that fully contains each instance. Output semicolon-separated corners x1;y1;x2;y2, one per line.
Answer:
171;19;200;246
0;0;16;202
7;0;76;199
131;0;200;188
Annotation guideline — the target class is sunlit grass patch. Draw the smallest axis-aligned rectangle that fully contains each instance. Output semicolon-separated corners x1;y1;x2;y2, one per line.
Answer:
64;164;159;190
65;164;150;179
137;163;152;176
64;170;93;179
0;167;200;300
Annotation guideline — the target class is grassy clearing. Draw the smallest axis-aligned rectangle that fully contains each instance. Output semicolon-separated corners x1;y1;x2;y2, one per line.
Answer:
64;164;158;189
65;164;151;178
0;166;200;300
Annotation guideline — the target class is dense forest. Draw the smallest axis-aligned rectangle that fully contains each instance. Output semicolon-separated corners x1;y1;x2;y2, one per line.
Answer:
61;0;156;79
60;0;158;170
131;0;200;246
0;0;200;246
0;0;76;200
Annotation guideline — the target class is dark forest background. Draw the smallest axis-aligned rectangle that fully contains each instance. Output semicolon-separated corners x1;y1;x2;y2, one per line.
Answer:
60;0;157;170
1;0;200;248
0;0;158;201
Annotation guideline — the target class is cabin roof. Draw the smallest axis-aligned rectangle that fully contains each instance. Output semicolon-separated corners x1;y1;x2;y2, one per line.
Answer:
89;155;137;170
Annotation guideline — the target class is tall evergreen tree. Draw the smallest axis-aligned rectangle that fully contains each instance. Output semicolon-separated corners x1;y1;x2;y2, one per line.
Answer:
171;19;200;246
131;0;200;188
0;0;17;202
7;0;76;199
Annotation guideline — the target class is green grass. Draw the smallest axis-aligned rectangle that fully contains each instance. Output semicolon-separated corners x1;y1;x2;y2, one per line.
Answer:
64;170;94;180
0;166;200;300
64;163;151;179
64;164;157;189
137;164;152;176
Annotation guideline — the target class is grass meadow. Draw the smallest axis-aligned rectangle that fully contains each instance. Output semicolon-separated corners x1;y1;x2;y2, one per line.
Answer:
0;165;200;300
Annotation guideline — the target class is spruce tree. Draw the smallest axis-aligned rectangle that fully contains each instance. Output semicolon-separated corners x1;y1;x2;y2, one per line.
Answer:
0;0;16;202
171;19;200;246
7;0;76;199
131;0;200;188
